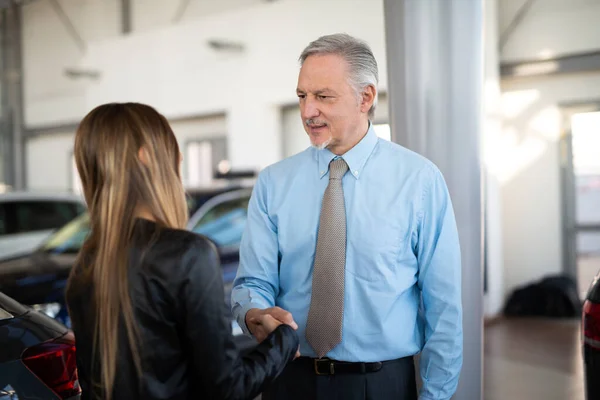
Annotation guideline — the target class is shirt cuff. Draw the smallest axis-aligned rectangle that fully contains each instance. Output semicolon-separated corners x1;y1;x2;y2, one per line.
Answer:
419;394;451;400
234;301;268;336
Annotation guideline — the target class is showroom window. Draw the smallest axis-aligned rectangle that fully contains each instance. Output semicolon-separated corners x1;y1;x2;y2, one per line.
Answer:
70;152;83;195
186;140;214;187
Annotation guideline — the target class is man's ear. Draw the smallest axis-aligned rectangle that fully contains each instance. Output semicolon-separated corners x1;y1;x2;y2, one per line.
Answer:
360;85;376;115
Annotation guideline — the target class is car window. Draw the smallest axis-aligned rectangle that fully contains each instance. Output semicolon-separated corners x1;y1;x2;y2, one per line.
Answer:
0;204;5;236
41;212;90;254
9;200;83;234
191;195;250;249
75;202;87;214
186;193;212;216
186;189;239;217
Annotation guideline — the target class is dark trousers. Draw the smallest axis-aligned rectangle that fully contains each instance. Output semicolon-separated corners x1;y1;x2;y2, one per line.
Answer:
262;356;417;400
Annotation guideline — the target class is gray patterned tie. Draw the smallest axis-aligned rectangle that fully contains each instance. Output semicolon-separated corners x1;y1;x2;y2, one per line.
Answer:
306;157;349;359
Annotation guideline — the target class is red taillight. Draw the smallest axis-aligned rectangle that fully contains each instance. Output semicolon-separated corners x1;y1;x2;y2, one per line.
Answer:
21;331;81;399
583;300;600;349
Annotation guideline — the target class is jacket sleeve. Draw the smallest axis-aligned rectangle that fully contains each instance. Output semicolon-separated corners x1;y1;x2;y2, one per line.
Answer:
179;236;299;400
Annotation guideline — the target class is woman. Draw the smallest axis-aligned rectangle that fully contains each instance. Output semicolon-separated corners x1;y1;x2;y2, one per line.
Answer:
66;103;299;400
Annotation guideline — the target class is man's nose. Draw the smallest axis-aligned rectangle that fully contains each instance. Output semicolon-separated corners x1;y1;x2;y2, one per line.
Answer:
302;98;320;119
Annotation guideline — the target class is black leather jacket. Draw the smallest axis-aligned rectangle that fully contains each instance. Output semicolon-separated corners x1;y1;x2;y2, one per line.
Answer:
67;219;299;400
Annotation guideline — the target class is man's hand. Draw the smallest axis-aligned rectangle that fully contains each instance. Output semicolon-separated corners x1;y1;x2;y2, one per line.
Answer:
245;306;298;342
247;307;300;359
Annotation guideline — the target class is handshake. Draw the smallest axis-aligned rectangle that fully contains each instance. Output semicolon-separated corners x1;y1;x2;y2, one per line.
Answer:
246;306;301;358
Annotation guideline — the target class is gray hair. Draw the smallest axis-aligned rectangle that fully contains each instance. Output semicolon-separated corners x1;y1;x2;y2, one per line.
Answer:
299;33;379;119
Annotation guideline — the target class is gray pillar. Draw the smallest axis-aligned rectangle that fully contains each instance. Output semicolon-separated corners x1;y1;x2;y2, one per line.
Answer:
121;0;132;34
1;4;25;190
482;0;505;318
384;0;483;399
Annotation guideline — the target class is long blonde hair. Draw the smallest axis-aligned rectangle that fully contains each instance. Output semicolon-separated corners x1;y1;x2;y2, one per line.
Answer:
67;103;188;399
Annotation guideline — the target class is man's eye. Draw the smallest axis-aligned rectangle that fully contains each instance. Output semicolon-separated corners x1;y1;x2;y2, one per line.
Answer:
297;94;306;99
318;95;329;100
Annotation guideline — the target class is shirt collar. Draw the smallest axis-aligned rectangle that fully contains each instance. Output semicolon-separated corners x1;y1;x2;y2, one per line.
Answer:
315;121;379;180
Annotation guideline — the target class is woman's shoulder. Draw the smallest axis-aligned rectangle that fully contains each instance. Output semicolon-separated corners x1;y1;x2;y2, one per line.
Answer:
136;224;219;277
153;226;217;257
152;224;199;245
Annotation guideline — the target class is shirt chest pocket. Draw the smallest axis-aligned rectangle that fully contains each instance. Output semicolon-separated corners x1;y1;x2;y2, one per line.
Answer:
345;209;414;282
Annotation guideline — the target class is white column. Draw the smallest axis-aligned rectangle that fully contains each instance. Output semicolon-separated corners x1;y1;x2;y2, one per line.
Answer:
384;0;484;399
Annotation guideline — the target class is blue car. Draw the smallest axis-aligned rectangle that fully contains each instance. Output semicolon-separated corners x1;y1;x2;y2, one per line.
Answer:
0;182;256;350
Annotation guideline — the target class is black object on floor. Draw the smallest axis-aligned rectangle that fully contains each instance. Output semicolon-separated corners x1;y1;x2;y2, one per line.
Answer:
504;275;582;318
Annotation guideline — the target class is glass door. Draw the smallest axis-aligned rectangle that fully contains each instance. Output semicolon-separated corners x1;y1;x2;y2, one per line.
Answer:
568;110;600;299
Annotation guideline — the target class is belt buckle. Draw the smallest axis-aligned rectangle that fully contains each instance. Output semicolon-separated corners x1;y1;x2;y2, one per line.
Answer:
314;358;334;375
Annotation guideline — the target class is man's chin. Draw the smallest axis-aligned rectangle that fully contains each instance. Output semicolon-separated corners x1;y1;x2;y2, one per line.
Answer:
310;138;332;151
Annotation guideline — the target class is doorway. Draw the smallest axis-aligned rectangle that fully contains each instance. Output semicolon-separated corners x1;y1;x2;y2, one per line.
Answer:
562;104;600;299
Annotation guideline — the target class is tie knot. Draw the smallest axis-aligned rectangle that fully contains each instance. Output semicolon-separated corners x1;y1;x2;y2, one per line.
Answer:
329;158;348;180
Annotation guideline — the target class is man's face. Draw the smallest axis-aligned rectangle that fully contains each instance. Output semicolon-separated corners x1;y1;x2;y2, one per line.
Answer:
296;54;365;153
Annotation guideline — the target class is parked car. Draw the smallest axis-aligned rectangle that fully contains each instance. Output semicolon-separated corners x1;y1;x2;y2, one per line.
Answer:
0;183;255;349
0;192;86;262
583;271;600;399
0;291;81;400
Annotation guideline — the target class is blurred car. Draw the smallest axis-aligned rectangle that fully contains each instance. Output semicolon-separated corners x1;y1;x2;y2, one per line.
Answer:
0;291;81;400
0;182;255;348
583;271;600;399
0;192;86;262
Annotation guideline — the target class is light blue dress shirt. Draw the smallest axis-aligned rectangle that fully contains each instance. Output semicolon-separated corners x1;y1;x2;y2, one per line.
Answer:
231;123;463;399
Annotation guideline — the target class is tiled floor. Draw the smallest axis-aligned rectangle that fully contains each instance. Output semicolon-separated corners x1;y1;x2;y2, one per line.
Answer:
484;318;585;400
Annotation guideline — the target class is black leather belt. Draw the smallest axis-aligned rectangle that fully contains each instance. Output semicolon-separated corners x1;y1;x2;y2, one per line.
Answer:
297;357;384;375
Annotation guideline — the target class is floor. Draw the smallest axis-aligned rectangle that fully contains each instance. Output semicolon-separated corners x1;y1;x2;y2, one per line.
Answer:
484;318;585;400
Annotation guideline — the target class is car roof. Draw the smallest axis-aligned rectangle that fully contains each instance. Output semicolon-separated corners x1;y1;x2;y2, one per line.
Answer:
186;178;256;192
0;291;28;318
0;191;85;203
0;178;254;202
186;178;254;195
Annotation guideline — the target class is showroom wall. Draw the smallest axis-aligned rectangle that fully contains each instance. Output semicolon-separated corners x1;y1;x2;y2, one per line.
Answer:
23;0;388;170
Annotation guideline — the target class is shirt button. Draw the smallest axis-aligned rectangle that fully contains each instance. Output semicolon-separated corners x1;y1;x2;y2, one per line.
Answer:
354;170;359;175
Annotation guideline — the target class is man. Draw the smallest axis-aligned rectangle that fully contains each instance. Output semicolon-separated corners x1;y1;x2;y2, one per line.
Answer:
231;33;462;400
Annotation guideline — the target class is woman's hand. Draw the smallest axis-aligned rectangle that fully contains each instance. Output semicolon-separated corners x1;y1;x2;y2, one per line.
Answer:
255;313;282;333
248;313;301;359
